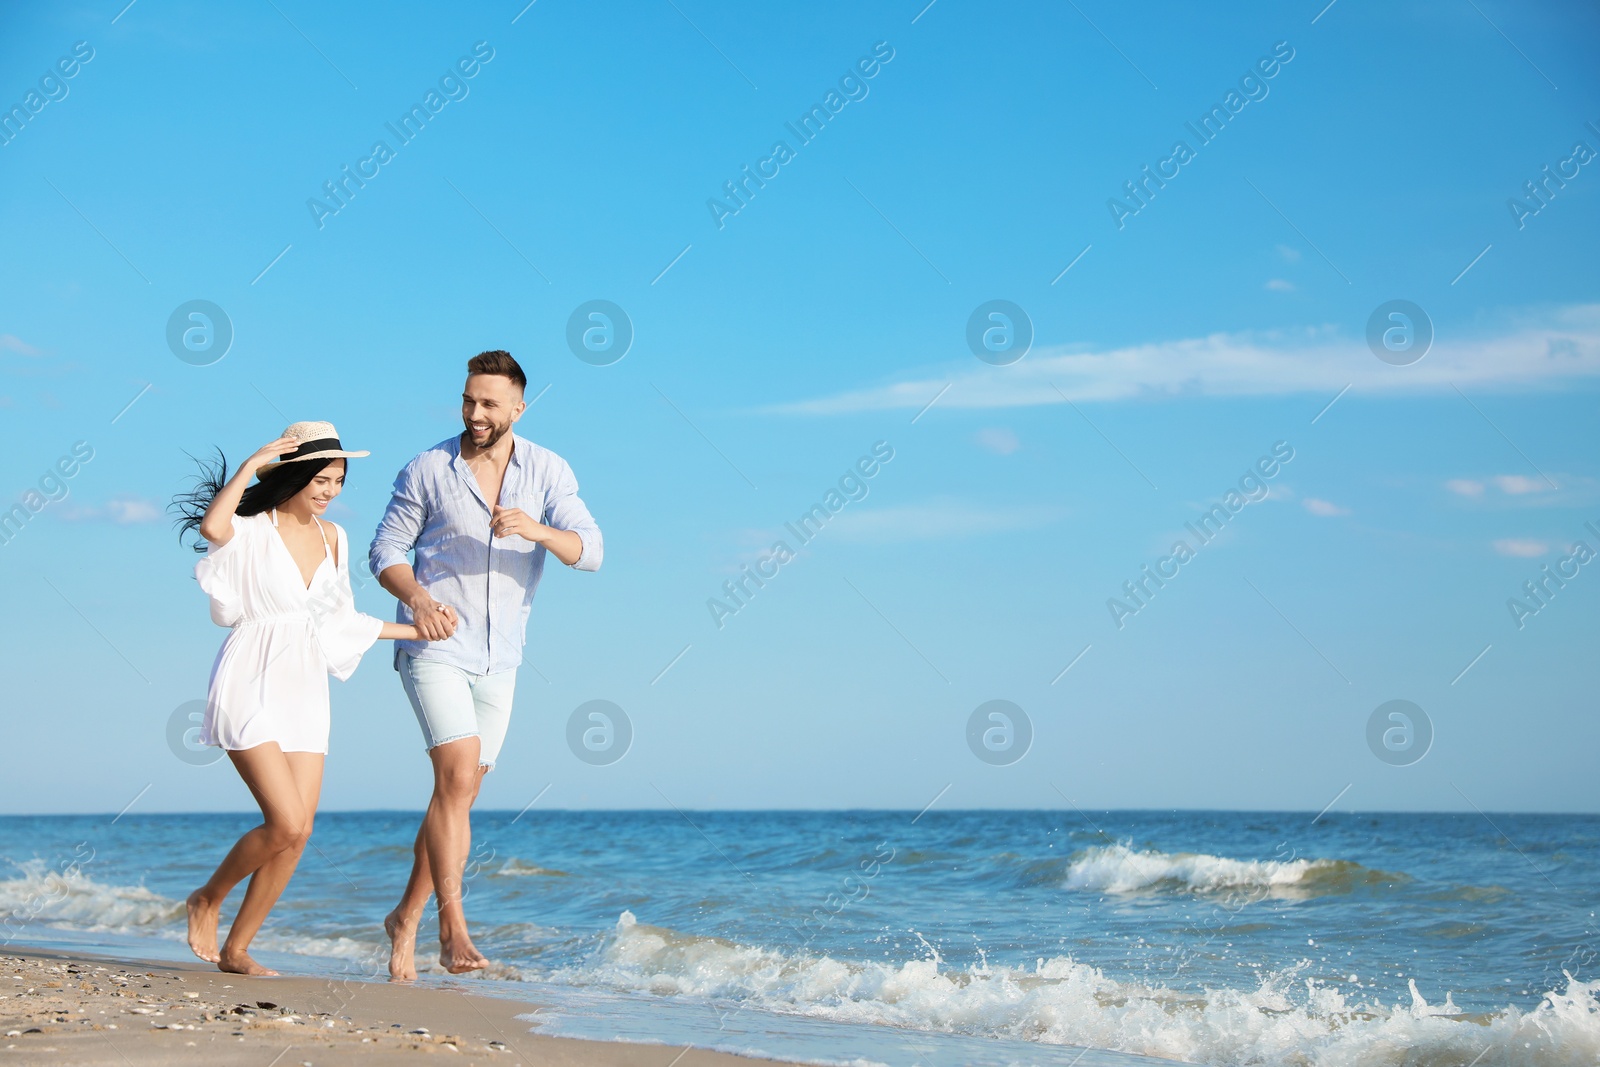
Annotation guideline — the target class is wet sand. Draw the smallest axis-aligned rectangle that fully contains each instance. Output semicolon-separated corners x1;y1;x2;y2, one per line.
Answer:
0;947;792;1066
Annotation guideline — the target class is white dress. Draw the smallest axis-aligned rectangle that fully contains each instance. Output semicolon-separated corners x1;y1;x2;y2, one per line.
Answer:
196;510;385;754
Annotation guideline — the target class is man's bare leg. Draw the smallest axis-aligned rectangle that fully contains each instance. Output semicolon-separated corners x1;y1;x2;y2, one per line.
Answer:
387;737;488;977
426;738;489;973
384;822;433;981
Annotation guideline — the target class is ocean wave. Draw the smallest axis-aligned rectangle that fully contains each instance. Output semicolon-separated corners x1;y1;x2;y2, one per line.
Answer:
541;912;1600;1067
1060;843;1404;898
491;858;570;878
0;860;180;933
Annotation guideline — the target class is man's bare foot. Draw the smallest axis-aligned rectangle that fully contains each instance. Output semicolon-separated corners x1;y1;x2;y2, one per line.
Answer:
217;950;277;977
385;909;419;982
440;932;489;974
185;890;221;963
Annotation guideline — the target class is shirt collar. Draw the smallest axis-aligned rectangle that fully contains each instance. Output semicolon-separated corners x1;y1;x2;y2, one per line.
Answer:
445;431;525;461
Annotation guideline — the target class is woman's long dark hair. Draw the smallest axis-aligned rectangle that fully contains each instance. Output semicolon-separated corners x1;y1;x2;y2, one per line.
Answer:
171;450;337;553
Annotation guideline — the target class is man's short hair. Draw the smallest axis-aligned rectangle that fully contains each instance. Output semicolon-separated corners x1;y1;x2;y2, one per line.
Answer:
466;350;527;393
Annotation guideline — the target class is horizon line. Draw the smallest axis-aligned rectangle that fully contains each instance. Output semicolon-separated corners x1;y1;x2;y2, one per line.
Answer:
5;806;1596;818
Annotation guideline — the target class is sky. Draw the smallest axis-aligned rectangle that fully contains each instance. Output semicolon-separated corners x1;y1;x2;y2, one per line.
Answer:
1;0;1596;815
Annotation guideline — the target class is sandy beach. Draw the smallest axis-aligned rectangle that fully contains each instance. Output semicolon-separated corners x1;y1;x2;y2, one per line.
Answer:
0;947;790;1067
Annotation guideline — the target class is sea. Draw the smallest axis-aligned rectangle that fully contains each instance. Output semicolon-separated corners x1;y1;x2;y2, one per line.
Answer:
1;810;1596;1066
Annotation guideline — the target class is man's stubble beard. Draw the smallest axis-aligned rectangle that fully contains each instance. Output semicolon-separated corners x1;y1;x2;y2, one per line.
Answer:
462;419;512;452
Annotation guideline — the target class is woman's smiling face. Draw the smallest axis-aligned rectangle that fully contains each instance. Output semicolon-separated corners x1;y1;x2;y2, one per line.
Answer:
293;459;346;515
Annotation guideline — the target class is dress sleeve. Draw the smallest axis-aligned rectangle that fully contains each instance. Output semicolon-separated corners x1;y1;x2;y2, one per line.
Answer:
194;515;254;627
310;525;385;681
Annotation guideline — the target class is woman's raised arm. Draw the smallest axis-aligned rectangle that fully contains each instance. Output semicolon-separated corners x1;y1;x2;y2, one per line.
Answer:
198;436;298;546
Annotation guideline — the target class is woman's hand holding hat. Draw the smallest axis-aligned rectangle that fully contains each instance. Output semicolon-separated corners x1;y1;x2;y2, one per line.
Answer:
242;436;300;475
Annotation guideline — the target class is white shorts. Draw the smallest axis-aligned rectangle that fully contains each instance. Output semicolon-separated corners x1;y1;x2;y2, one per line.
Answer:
397;651;517;770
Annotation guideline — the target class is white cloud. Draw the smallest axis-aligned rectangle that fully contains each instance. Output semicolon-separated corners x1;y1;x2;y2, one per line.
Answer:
60;495;163;524
107;496;162;523
974;427;1020;455
1265;279;1295;292
1447;474;1566;500
0;334;41;356
775;304;1600;415
1493;539;1549;558
1491;474;1551;495
1276;245;1302;263
827;498;1062;543
1302;498;1350;517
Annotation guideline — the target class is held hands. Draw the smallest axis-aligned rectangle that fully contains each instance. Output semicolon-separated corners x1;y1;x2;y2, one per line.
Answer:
410;597;459;641
490;505;545;542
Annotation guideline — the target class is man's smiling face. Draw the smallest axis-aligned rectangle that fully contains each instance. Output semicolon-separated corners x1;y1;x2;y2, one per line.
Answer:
461;373;525;450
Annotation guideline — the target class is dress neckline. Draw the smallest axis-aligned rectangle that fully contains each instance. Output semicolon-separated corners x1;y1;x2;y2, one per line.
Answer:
269;509;335;590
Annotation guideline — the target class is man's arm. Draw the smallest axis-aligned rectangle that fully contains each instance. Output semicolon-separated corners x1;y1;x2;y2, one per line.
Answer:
369;461;457;641
488;459;602;570
490;507;583;565
375;564;457;640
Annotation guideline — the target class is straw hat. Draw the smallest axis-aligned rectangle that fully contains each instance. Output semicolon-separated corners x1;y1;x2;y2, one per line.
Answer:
257;420;371;473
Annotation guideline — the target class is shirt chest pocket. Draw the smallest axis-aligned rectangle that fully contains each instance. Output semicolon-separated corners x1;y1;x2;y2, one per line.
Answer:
497;486;549;522
494;488;548;556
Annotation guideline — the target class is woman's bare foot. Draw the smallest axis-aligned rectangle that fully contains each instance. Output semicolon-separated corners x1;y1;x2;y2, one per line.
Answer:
217;950;277;977
440;932;489;975
384;909;419;982
185;890;221;963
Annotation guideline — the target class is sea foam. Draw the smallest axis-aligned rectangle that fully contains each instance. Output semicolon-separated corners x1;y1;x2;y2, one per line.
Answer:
544;911;1600;1067
0;860;179;933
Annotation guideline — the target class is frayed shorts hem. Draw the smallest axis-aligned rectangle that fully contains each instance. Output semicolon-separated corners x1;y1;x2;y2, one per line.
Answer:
425;731;497;771
398;651;516;770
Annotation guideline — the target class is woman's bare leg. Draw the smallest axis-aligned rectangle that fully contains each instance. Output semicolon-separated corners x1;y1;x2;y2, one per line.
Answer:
220;750;323;974
185;744;321;975
186;744;303;964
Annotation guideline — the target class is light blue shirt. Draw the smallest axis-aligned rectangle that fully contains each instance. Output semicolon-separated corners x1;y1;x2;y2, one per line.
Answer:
368;433;602;675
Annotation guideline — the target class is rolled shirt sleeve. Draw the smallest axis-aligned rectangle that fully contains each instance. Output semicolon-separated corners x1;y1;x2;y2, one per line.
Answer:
545;459;603;572
369;460;427;577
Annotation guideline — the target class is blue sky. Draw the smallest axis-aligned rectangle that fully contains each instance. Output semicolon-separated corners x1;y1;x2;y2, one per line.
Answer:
1;0;1596;815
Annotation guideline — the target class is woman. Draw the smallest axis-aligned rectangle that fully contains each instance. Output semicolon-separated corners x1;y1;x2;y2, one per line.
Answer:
171;421;446;976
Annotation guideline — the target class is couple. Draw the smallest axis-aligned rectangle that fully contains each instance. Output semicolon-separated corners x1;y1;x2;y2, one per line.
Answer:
171;351;602;979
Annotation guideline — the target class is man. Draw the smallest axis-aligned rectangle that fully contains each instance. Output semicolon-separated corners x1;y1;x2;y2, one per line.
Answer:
369;350;602;979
